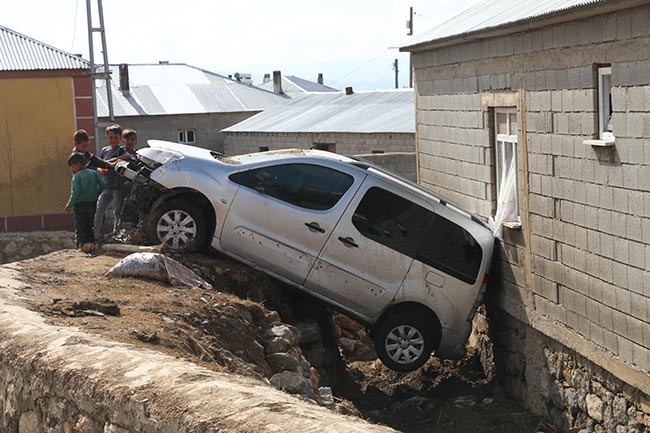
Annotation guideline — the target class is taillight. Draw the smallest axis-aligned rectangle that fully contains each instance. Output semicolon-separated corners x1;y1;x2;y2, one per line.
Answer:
466;274;489;322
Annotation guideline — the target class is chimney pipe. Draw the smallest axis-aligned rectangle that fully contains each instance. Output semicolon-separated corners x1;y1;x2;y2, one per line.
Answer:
119;63;129;93
263;73;271;83
345;86;353;95
317;73;323;85
273;70;283;95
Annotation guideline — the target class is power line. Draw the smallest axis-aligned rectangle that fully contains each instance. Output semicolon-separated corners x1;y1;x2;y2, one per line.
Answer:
70;0;80;52
329;47;393;86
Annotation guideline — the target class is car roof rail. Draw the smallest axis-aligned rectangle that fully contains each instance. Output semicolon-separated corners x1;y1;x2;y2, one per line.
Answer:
347;158;489;229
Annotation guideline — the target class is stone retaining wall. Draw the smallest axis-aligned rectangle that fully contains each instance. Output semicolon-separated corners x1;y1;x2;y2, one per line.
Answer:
0;231;74;264
0;265;395;433
491;309;650;433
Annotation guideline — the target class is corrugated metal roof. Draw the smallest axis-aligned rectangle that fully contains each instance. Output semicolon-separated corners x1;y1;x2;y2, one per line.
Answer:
96;63;286;117
222;89;414;134
0;25;89;71
401;0;606;50
258;74;338;97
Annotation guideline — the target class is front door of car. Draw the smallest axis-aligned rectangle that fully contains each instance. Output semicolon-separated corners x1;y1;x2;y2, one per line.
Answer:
304;179;433;319
220;162;365;284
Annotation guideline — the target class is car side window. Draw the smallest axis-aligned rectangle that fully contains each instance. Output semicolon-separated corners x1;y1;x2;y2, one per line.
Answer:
229;163;354;210
351;187;431;257
417;215;482;284
352;186;482;284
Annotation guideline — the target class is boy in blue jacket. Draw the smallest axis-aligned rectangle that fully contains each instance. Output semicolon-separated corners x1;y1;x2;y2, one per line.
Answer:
64;153;106;252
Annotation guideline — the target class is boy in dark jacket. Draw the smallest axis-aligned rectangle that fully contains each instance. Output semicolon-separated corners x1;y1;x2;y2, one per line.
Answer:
71;129;113;170
64;153;106;252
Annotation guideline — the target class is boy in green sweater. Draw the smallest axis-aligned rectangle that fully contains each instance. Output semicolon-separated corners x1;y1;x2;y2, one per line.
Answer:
64;153;106;252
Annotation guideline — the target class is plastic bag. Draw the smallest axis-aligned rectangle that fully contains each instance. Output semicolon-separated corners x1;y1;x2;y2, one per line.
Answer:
105;252;212;290
488;160;517;240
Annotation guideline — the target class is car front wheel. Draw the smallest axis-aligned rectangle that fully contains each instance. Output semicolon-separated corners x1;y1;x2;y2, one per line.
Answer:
373;310;438;372
146;200;208;252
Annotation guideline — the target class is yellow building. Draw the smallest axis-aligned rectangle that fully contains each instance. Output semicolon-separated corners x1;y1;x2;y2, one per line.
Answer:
0;25;93;231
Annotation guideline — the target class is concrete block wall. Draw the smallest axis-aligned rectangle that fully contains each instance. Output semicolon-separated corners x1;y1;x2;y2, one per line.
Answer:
222;132;415;156
411;2;650;428
355;152;417;181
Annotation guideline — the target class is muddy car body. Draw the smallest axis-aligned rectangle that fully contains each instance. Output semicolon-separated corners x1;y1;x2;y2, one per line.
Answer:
117;140;495;371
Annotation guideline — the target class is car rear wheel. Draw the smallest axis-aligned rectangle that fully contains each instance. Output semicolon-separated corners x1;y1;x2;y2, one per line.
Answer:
373;308;439;372
146;200;208;252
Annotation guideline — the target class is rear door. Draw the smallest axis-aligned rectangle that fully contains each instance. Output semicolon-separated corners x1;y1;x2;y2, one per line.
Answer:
220;162;365;284
304;178;432;319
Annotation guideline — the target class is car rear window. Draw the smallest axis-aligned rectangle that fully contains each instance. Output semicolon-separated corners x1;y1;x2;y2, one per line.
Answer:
352;187;482;284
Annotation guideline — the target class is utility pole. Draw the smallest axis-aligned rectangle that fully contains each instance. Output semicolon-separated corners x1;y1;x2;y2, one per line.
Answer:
86;0;114;153
407;6;413;36
393;58;399;89
407;6;414;88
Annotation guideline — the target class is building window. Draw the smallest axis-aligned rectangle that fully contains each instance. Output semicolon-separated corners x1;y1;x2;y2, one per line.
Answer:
492;108;520;234
178;129;196;144
598;66;614;141
312;143;336;153
259;146;269;152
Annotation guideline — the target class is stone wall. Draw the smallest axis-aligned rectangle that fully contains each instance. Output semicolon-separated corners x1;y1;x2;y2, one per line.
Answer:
0;266;394;433
223;131;415;156
491;310;650;433
0;231;74;264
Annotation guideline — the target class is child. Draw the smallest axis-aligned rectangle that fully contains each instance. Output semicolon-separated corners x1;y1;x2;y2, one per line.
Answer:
122;128;138;161
65;153;106;252
120;128;139;224
71;129;113;170
94;124;127;240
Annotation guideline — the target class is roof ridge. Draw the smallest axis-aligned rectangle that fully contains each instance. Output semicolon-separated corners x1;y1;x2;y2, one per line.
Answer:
177;63;290;98
0;24;90;67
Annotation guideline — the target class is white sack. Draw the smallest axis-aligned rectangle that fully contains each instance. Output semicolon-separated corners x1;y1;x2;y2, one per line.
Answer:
105;252;212;290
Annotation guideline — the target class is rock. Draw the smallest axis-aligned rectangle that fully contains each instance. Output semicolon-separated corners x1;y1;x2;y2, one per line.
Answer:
19;411;38;433
264;337;291;355
613;396;628;426
587;394;605;422
616;426;628;433
264;324;297;345
319;387;334;406
3;241;17;255
103;423;129;433
267;352;302;372
549;380;565;409
565;388;579;412
270;371;315;399
264;311;281;323
339;337;356;353
295;321;321;344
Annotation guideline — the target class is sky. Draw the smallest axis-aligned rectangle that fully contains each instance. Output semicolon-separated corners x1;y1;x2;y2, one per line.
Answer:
2;0;482;90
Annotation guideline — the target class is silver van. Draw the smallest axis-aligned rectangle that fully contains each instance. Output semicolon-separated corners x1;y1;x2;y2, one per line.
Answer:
117;141;495;371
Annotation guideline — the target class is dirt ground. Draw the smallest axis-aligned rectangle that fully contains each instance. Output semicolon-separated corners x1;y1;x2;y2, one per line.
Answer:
7;248;553;433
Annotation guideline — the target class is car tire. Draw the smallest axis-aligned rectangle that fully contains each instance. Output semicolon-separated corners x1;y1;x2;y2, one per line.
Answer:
373;309;439;372
146;199;208;252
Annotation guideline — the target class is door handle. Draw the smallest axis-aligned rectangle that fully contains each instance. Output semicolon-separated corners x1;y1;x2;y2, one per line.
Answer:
338;236;358;248
304;222;325;233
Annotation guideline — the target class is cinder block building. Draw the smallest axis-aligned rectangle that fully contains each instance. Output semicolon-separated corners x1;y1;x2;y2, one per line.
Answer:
402;0;650;430
0;25;93;231
222;89;415;156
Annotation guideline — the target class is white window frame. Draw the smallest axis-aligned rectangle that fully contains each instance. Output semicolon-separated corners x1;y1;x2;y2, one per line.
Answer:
178;129;196;144
597;66;614;142
494;108;521;227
